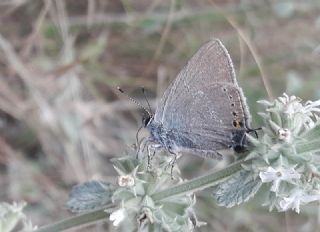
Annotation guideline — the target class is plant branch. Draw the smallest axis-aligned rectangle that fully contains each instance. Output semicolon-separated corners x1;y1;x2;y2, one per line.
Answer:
33;204;114;232
151;158;248;201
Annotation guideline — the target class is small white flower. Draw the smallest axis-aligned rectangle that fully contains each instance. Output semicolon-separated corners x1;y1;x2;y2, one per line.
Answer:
118;175;135;187
109;208;126;226
259;166;301;192
279;189;320;213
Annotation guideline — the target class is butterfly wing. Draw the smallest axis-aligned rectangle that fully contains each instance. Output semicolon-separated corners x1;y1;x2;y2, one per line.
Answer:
153;39;251;152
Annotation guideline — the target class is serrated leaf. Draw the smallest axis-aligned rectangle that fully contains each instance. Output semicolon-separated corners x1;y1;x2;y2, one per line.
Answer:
268;119;281;135
212;170;262;208
67;181;115;213
112;188;136;203
257;100;273;106
111;156;141;175
246;133;260;147
269;111;282;127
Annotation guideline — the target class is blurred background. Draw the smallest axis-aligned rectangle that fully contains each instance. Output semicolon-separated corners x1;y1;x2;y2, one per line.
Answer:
0;0;319;231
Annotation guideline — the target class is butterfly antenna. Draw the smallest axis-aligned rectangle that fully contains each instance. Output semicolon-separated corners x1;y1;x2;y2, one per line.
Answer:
117;87;152;117
141;87;153;114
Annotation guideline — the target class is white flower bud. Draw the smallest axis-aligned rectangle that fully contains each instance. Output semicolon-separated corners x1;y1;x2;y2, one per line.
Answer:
118;175;135;187
278;128;291;142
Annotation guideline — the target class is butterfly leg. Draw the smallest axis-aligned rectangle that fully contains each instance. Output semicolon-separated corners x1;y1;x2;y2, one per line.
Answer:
168;151;177;180
135;126;144;157
160;147;178;179
235;127;262;152
239;132;246;149
246;127;262;138
138;137;153;159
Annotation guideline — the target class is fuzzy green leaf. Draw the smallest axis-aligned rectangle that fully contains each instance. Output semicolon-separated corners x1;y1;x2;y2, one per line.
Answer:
67;181;115;213
111;156;141;175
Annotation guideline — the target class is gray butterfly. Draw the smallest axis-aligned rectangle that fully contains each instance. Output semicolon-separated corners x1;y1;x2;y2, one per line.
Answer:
142;39;252;160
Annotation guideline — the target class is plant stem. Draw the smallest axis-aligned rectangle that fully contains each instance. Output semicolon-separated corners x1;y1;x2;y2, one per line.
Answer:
33;205;114;232
152;159;247;201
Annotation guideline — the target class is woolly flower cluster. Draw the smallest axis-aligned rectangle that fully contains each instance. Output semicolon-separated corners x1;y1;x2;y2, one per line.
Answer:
67;154;203;232
108;156;203;232
247;94;320;213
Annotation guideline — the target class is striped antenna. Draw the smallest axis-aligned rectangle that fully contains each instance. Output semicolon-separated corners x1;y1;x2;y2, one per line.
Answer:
117;87;152;117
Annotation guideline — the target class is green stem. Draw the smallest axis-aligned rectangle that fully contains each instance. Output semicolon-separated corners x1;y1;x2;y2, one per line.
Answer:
33;205;114;232
152;159;247;201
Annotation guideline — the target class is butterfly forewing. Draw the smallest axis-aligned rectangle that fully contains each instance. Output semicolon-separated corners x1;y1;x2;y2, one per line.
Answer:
149;39;251;154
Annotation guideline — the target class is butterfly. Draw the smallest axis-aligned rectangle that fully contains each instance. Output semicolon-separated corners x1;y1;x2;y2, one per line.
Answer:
141;39;252;164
